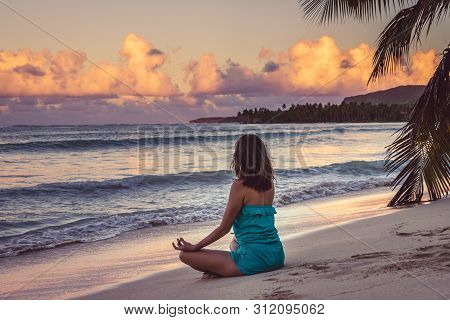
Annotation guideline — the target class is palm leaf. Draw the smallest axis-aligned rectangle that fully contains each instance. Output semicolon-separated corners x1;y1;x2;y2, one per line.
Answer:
385;46;450;206
299;0;449;207
299;0;410;23
369;0;450;81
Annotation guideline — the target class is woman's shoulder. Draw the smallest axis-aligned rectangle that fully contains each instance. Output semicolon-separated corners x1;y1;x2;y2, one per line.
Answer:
231;178;245;190
231;179;249;197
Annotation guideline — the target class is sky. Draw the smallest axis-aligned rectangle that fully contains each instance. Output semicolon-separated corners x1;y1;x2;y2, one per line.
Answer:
0;0;448;124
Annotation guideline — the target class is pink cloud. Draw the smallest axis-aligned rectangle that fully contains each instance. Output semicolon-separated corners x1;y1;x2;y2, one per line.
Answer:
0;33;178;97
186;36;437;97
0;35;439;125
0;34;436;99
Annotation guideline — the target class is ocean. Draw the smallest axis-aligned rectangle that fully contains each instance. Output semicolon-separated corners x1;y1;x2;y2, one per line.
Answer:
0;123;401;257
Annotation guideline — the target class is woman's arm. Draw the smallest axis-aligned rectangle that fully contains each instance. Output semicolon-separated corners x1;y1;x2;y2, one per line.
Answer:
173;180;244;252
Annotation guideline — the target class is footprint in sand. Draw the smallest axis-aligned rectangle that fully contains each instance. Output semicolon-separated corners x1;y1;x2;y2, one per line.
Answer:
263;277;279;282
260;289;302;300
201;272;220;280
396;226;450;238
300;263;330;271
351;251;391;259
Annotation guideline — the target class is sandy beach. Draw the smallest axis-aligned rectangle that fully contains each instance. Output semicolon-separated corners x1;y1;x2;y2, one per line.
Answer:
1;187;448;300
82;193;450;300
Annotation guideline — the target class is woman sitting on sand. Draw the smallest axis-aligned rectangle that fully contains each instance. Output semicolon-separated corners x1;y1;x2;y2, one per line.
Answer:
172;134;285;277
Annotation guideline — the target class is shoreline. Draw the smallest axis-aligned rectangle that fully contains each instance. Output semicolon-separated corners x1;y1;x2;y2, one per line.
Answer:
1;187;448;299
0;158;392;259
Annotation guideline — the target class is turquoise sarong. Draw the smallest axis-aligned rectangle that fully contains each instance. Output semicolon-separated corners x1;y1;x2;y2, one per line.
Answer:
229;205;285;275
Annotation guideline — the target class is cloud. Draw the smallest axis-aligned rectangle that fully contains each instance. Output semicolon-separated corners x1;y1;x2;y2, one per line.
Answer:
183;53;223;95
0;35;439;125
258;47;275;60
0;33;178;97
262;61;280;73
1;35;436;99
148;48;164;55
286;36;436;94
0;94;246;125
13;63;46;77
185;36;436;97
184;54;281;96
340;59;352;69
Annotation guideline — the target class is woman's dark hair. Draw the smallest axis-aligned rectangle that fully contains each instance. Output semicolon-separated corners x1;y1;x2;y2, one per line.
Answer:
231;134;274;192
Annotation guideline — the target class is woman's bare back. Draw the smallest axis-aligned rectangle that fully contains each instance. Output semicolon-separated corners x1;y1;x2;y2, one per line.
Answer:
239;180;274;206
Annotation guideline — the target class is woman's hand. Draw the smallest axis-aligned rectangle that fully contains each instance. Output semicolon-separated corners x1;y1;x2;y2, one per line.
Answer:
172;237;198;252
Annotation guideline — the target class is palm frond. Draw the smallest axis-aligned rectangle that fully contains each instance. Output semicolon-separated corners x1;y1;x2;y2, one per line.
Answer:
385;46;450;206
299;0;410;23
369;0;450;81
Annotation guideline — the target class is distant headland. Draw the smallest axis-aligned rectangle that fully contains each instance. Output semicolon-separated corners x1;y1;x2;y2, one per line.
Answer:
189;116;239;124
189;85;425;124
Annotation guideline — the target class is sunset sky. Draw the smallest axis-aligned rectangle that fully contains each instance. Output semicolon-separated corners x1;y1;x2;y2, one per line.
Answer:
1;0;449;124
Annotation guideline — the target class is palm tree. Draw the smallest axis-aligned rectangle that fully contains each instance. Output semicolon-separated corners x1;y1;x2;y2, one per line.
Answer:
299;0;449;206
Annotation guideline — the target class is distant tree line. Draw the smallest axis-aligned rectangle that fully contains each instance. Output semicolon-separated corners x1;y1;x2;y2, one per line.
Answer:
236;102;412;123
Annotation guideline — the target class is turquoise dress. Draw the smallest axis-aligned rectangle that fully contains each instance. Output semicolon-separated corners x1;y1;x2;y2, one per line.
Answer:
229;204;285;275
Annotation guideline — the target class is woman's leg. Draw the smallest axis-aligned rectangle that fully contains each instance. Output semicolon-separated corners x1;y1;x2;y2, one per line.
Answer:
179;249;242;277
